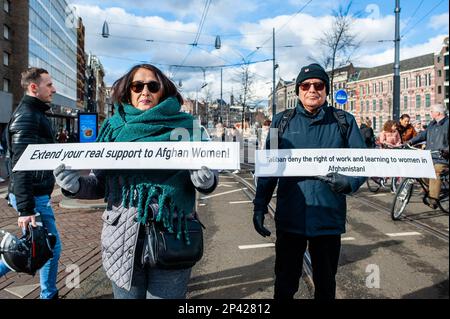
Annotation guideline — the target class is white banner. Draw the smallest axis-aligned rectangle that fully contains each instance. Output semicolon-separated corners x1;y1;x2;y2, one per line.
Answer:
255;148;436;178
13;142;240;171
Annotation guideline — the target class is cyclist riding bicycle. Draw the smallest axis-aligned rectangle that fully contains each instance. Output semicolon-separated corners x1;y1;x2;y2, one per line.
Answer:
407;104;449;209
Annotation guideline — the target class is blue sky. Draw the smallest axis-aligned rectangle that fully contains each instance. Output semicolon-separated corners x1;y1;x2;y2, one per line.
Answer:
68;0;449;106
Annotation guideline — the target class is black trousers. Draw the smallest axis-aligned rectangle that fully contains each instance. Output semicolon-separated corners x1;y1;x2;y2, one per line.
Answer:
274;230;341;300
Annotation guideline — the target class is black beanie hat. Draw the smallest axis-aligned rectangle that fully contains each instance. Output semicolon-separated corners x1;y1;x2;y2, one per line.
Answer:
295;63;330;96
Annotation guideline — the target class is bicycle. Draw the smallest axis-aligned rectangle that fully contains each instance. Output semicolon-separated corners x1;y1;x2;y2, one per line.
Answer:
391;147;449;220
366;144;403;193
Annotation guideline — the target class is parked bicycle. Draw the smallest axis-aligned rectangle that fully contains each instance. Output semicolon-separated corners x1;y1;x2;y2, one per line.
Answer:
366;144;403;193
391;146;449;220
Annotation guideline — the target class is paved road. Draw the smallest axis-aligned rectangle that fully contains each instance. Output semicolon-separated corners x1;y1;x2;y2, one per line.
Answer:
0;169;447;299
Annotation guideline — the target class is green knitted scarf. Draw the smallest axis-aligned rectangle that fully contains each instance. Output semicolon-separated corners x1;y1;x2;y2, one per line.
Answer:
97;96;203;242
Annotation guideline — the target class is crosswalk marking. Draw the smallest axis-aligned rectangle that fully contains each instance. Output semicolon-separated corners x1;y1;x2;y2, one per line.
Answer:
200;188;247;200
239;243;275;250
229;200;253;204
386;232;421;237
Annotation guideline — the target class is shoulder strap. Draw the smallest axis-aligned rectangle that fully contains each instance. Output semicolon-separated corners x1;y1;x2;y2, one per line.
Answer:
277;108;296;140
332;108;349;140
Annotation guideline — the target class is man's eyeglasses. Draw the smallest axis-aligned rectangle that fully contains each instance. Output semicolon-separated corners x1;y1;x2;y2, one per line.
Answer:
130;81;161;93
299;81;325;92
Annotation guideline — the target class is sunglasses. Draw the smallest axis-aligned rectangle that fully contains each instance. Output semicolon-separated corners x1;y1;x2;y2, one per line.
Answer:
130;81;161;93
299;81;325;91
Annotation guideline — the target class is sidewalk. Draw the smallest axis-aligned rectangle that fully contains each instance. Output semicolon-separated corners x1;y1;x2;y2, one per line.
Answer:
0;181;112;299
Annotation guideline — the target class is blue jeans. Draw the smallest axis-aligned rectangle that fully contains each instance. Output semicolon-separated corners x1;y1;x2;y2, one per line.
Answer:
0;193;61;299
111;265;192;299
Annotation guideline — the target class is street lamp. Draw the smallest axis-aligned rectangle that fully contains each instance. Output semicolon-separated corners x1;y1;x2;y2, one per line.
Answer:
102;20;109;38
195;82;208;124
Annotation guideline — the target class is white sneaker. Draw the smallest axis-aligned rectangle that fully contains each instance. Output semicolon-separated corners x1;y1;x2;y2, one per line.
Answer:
0;177;5;182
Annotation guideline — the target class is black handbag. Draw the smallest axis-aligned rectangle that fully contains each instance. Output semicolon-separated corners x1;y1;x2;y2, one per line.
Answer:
142;204;205;270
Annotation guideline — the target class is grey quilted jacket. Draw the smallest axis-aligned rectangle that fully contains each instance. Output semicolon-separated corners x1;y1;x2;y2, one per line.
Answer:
64;170;218;291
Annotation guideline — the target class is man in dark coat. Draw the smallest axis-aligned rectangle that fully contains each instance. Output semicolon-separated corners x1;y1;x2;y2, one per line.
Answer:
0;68;61;299
252;63;366;300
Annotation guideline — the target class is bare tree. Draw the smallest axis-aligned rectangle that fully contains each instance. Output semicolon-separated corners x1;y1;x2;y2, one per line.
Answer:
313;2;360;106
235;62;255;131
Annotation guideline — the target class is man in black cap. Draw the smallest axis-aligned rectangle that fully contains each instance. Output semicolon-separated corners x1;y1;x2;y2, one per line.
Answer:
252;63;366;299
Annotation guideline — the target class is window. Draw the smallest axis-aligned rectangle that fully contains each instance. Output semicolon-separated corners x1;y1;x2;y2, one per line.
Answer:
438;86;442;94
373;83;377;94
3;24;10;39
380;82;384;92
3;51;9;66
416;95;421;108
360;101;364;113
366;100;370;112
378;116;382;131
403;96;408;109
3;78;10;92
415;75;421;87
388;80;393;92
379;99;383;111
438;70;442;77
373;117;377;131
426;114;431;122
425;73;431;86
372;100;376;111
350;100;354;111
416;115;421;124
3;0;9;13
437;56;441;63
366;84;370;95
425;94;431;107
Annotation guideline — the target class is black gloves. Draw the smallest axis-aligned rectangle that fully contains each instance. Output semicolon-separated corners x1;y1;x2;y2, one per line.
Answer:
440;149;449;160
253;210;271;237
316;172;352;194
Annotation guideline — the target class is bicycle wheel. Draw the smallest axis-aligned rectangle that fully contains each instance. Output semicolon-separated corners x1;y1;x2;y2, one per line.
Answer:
367;177;381;192
391;178;414;220
438;173;449;213
390;177;403;193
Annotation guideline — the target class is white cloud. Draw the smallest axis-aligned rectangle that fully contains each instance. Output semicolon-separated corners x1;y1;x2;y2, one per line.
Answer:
428;13;449;31
354;34;448;67
71;2;449;107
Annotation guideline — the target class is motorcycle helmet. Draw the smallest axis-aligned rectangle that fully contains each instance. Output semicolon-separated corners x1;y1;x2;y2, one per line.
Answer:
0;224;56;275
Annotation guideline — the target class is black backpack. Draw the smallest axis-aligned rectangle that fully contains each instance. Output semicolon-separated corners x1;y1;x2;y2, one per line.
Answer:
277;107;349;145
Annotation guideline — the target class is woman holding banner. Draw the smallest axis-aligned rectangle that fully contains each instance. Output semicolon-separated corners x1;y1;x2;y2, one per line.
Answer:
53;64;218;299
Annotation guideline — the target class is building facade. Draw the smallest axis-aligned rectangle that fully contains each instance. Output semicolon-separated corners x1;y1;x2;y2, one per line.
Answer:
77;17;86;110
347;53;435;132
435;36;449;109
270;44;447;132
0;0;28;131
86;53;106;124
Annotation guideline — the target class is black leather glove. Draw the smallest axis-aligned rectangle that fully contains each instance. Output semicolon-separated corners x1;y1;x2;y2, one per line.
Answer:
440;149;449;160
316;172;352;194
253;210;271;237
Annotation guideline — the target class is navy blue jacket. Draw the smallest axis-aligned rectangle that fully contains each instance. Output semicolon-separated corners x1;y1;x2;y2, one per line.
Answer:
253;102;366;236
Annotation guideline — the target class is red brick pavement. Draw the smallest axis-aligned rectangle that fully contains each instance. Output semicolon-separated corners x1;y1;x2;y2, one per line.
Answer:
0;190;104;299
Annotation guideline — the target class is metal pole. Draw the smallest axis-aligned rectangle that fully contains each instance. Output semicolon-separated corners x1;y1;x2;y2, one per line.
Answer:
393;0;401;121
272;28;276;118
220;68;223;123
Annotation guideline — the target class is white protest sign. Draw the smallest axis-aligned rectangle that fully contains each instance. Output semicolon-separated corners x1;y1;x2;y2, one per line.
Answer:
12;142;240;171
255;148;436;178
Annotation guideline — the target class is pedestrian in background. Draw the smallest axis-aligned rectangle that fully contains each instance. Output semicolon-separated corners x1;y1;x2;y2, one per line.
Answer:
53;64;218;299
259;119;272;150
377;120;401;148
0;68;61;299
408;104;448;209
397;114;417;143
252;63;366;300
359;117;375;148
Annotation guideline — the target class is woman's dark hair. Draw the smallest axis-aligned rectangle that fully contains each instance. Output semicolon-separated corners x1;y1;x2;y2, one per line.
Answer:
111;64;183;106
400;114;410;120
383;120;397;132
